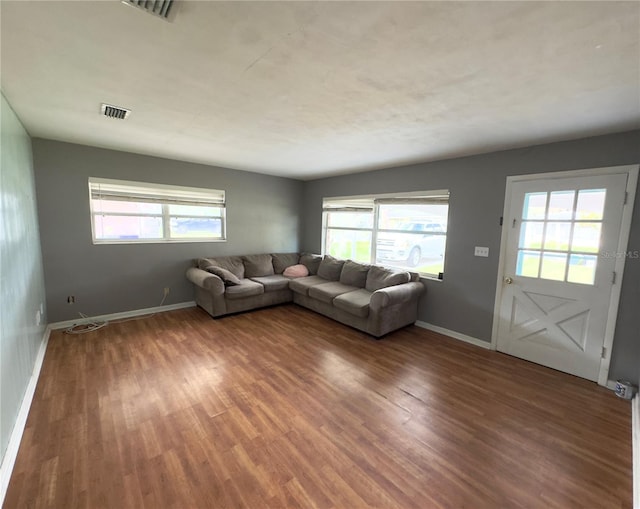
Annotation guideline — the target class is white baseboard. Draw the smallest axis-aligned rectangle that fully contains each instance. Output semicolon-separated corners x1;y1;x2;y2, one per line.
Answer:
0;326;51;506
415;321;492;350
49;301;196;330
633;394;639;509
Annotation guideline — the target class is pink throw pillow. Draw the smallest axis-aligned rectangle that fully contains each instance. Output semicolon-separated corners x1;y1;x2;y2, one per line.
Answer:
283;264;309;278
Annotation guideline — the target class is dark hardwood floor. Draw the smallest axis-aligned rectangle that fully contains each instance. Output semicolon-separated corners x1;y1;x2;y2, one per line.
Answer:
4;304;633;508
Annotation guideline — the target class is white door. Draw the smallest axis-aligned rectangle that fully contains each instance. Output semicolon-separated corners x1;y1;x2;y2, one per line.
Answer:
495;172;628;381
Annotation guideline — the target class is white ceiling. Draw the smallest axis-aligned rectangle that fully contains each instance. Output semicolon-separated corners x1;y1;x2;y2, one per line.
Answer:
1;1;638;180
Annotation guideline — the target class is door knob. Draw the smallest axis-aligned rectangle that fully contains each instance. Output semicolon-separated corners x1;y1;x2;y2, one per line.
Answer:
504;277;513;284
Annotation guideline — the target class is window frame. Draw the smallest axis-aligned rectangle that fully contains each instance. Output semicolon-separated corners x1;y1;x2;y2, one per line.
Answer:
322;190;450;278
88;177;226;244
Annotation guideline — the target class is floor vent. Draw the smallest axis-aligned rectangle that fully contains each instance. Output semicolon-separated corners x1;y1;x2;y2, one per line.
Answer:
124;0;176;21
101;104;131;120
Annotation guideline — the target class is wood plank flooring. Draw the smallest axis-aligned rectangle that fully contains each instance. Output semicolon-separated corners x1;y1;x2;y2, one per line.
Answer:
4;305;633;508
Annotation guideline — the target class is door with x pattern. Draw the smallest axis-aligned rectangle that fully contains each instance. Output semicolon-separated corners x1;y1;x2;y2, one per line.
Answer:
495;172;628;381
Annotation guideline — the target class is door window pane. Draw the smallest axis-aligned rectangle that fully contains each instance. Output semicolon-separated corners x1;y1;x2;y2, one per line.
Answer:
547;191;575;220
519;221;544;249
516;250;541;278
567;255;597;285
522;192;547;220
571;223;601;253
540;252;567;281
575;189;606;220
543;222;571;251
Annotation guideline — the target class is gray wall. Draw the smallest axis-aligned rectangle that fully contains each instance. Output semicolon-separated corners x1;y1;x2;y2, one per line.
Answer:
0;94;47;461
32;139;303;322
300;130;640;384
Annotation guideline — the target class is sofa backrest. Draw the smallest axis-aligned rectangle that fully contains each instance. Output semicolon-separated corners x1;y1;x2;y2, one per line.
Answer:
271;253;300;274
339;260;370;288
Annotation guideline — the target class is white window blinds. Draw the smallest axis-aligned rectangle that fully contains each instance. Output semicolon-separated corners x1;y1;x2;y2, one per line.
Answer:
89;178;225;207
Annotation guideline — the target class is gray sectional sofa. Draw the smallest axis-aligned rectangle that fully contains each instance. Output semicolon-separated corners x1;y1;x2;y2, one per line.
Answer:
186;253;425;337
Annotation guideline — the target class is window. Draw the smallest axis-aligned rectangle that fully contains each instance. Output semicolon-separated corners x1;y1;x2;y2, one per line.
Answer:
516;188;605;285
323;191;449;277
89;178;225;243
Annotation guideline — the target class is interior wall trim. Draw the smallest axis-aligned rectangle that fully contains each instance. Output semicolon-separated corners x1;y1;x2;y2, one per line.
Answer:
48;301;197;330
633;394;639;509
415;321;492;350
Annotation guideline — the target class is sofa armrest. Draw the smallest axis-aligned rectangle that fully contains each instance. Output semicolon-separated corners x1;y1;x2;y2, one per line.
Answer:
370;281;425;311
186;267;225;295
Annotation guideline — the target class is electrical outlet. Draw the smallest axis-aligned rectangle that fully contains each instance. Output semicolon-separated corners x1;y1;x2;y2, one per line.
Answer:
163;287;170;297
474;246;489;257
67;295;75;304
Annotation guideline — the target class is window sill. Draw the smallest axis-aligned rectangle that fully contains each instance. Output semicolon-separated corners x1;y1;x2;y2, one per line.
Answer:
419;274;444;282
92;238;227;245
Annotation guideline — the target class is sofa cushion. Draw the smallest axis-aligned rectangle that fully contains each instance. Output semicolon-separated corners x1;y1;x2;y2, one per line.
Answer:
199;256;245;280
299;254;322;275
289;275;328;296
365;266;411;292
283;264;309;278
205;266;241;286
271;253;300;274
317;255;345;281
224;279;264;300
243;254;275;278
308;281;359;304
339;260;370;288
250;275;290;292
333;289;373;318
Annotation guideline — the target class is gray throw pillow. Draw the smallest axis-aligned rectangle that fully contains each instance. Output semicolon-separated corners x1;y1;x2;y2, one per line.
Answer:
339;260;370;288
365;266;410;292
317;254;345;281
299;253;322;275
205;265;241;286
199;256;245;279
243;254;275;278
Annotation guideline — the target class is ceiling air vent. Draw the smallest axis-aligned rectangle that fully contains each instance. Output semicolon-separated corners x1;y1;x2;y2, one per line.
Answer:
101;104;131;120
124;0;176;21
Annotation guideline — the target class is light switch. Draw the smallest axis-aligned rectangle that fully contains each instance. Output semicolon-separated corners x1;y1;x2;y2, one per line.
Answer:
474;246;489;257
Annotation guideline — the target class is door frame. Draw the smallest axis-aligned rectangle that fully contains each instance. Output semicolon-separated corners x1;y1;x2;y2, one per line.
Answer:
490;165;639;386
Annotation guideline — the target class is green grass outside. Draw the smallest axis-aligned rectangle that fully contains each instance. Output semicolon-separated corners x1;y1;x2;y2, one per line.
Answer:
328;241;371;263
523;241;598;253
519;257;595;284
